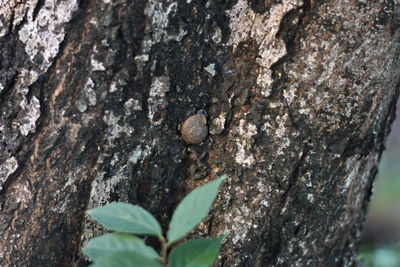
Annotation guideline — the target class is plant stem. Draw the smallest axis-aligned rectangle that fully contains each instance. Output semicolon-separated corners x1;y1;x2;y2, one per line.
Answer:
159;237;168;267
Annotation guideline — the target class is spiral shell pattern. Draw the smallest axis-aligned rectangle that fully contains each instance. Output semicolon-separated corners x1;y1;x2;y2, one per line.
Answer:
181;114;208;144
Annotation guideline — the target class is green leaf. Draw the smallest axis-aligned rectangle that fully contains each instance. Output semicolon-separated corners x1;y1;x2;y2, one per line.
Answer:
90;251;162;267
83;233;159;261
167;175;227;243
88;202;162;237
168;236;225;267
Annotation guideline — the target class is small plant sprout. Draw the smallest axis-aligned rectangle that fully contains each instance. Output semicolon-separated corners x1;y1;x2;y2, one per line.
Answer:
83;175;228;267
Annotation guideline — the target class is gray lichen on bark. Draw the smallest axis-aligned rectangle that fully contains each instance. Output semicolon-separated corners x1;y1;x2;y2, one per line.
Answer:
0;0;78;185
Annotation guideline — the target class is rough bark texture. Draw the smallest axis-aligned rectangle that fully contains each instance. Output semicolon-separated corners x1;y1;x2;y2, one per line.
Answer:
0;0;399;266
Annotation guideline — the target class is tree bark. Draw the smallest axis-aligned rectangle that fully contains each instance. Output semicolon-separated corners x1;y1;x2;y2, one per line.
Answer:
0;0;399;266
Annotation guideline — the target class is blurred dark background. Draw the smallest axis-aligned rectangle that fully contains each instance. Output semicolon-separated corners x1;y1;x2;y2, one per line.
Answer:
359;100;400;266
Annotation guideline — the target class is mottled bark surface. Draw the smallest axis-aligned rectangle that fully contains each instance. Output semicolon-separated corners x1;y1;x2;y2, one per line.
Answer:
0;0;399;266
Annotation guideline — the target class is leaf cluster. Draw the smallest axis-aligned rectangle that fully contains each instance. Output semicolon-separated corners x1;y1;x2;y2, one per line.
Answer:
83;175;227;267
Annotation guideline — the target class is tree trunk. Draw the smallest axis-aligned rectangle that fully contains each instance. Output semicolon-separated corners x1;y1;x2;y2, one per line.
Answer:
0;0;399;266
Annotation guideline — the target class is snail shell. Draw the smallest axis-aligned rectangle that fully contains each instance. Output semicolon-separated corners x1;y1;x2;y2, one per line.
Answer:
181;114;208;144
